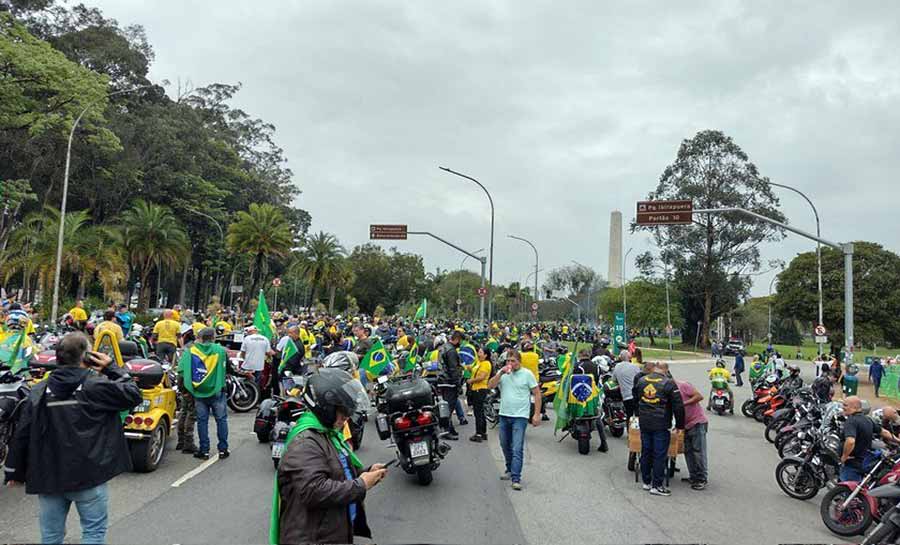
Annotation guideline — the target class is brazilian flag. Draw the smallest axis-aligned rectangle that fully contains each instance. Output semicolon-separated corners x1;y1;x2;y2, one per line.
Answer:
253;290;277;341
179;342;226;398
402;342;418;372
414;299;427;320
556;353;572;376
0;332;31;374
361;338;393;379
459;341;477;379
567;374;601;418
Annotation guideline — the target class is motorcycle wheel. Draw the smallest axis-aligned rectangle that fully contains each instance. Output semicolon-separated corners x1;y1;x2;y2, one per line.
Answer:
774;428;793;452
130;424;167;473
350;419;364;451
610;426;624;438
753;405;768;423
741;399;756;418
578;436;590;455
766;417;788;443
820;484;873;537
273;458;280;470
416;467;433;486
227;378;261;413
775;458;820;500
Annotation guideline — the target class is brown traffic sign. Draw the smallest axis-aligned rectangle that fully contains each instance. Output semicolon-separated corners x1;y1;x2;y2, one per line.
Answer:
369;224;408;240
636;200;693;226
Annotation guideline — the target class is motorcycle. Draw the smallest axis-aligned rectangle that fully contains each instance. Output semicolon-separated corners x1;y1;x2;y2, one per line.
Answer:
599;372;626;437
122;359;177;472
709;377;732;415
374;371;451;485
775;426;841;500
559;373;602;455
820;450;900;537
741;375;780;418
483;387;500;429
267;371;307;469
226;358;261;413
0;365;31;466
860;483;900;544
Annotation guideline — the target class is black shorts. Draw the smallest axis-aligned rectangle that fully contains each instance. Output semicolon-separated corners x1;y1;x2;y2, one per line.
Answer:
156;342;177;364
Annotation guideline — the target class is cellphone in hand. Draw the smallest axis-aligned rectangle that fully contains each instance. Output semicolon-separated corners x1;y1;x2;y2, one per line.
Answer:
380;458;398;469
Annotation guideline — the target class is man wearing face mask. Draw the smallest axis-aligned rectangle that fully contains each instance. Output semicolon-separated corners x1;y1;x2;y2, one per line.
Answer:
272;368;388;544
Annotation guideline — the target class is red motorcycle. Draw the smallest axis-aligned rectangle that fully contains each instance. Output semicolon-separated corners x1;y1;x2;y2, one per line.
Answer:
820;450;900;537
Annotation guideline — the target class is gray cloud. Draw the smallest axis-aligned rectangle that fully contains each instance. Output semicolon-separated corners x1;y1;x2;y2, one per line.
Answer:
93;0;900;297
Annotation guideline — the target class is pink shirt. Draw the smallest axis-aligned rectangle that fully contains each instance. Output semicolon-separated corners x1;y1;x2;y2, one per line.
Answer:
677;381;708;430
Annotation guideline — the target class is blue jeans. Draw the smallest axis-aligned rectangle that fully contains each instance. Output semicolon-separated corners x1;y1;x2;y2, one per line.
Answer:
840;464;864;482
684;423;708;483
499;416;528;483
455;398;466;422
195;391;229;453
38;483;108;544
640;429;671;488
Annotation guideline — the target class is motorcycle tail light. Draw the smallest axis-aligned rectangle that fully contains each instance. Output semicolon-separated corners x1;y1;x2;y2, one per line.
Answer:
416;412;433;426
144;417;153;427
716;390;724;395
394;416;413;430
133;416;144;426
125;415;134;425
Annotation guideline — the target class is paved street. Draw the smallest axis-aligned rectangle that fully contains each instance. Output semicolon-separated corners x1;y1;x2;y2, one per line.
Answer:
0;359;838;544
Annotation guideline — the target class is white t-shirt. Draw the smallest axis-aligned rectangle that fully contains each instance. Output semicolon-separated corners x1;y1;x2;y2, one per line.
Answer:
276;335;291;352
240;333;271;371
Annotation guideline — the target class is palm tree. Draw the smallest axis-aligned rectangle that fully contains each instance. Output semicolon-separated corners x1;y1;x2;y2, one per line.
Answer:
120;200;190;310
226;203;293;298
76;225;128;302
296;231;345;308
325;259;354;314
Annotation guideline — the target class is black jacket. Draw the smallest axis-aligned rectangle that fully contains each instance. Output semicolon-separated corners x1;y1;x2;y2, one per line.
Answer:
440;343;461;383
4;365;143;494
632;372;685;432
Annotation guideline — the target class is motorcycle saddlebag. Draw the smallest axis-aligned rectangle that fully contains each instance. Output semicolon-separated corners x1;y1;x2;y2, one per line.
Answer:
125;359;164;389
383;378;433;414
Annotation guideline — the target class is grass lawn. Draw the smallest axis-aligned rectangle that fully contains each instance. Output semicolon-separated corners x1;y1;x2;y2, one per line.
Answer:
561;341;702;361
743;340;895;363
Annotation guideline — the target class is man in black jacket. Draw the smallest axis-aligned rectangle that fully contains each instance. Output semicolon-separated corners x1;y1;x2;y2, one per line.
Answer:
633;362;686;497
439;331;463;440
4;332;142;544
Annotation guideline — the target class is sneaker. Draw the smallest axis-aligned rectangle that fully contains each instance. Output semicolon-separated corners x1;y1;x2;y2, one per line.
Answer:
459;419;469;426
642;483;652;491
193;451;210;460
691;481;707;491
500;472;512;481
218;449;230;459
479;433;488;441
469;434;483;443
649;486;672;497
445;432;460;441
541;413;550;421
511;482;522;491
680;477;695;484
597;443;609;453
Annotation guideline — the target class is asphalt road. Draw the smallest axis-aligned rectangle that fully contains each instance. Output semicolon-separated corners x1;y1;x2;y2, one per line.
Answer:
0;359;841;544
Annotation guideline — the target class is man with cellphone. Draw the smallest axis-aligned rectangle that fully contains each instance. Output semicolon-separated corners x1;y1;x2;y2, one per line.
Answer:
4;332;143;544
487;349;541;491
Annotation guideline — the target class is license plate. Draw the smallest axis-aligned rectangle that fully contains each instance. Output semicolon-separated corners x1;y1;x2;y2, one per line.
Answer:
714;398;724;406
271;442;285;459
409;440;429;458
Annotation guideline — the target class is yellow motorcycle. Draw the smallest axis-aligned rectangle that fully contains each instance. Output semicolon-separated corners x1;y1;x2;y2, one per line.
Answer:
94;331;176;472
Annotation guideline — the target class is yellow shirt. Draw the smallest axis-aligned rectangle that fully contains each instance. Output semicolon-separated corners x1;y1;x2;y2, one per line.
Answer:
470;359;492;391
153;319;181;345
192;322;206;336
299;329;314;358
397;335;411;350
708;368;731;382
520;351;540;382
69;307;88;321
95;321;124;342
218;321;233;334
171;309;181;322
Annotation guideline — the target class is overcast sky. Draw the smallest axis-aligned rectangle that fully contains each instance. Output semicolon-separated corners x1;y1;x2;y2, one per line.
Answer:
92;0;900;298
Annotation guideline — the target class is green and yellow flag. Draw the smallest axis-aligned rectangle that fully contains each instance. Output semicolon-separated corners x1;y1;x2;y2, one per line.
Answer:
402;342;418;372
278;338;300;371
254;290;276;341
360;338;392;379
0;331;30;374
179;342;227;398
459;340;477;379
414;299;427;320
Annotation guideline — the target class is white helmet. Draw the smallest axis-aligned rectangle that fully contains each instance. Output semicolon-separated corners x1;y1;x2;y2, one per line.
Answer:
592;355;611;373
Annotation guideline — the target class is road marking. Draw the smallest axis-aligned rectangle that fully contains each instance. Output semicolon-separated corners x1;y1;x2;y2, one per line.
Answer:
170;457;218;488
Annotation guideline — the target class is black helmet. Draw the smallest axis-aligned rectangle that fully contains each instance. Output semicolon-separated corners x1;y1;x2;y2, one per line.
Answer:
302;368;363;428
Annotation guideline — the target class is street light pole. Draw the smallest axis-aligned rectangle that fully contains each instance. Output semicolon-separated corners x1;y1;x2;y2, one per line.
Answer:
440;167;495;321
457;249;485;318
622;247;634;329
185;208;225;302
769;182;824;356
50;85;153;322
768;275;779;343
508;235;539;303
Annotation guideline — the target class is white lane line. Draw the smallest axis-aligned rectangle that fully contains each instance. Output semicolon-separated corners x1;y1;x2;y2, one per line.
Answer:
170;457;218;488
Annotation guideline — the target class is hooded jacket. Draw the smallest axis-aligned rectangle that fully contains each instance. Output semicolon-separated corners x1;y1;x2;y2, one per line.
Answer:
4;365;143;494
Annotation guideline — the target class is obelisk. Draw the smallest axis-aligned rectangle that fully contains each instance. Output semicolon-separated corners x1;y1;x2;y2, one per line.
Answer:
608;211;623;288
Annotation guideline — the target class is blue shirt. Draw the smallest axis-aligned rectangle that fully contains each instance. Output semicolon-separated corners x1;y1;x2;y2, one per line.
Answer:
116;311;133;335
337;451;357;523
498;368;538;418
870;362;884;380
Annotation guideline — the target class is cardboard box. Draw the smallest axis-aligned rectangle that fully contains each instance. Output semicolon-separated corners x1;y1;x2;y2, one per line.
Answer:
627;419;684;457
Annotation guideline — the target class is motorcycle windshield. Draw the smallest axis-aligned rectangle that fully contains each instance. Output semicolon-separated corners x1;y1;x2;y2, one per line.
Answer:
342;378;371;414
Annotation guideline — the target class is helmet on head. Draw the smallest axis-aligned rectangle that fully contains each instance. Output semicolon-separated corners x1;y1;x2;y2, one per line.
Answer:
215;323;226;335
788;362;800;375
302;368;365;429
322;351;359;373
599;338;610;347
765;374;778;385
131;323;144;336
593;355;611;373
522;340;534;352
433;333;447;348
715;359;726;369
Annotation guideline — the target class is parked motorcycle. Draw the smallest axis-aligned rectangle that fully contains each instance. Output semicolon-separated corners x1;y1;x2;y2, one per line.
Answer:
599;372;626;438
484;387;500;429
562;373;602;455
267;371;307;469
0;365;30;466
775;426;841;500
226;358;261;413
820;450;900;537
860;483;900;544
374;372;451;485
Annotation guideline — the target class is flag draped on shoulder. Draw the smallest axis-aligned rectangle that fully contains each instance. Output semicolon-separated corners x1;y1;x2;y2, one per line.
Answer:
414;299;427;320
279;338;300;371
179;342;226;398
459;340;477;379
254;290;276;341
567;374;600;419
360;338;393;379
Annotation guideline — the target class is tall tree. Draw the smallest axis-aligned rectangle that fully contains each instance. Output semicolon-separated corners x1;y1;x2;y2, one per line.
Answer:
120;199;189;310
633;130;785;348
296;231;345;307
225;203;292;299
